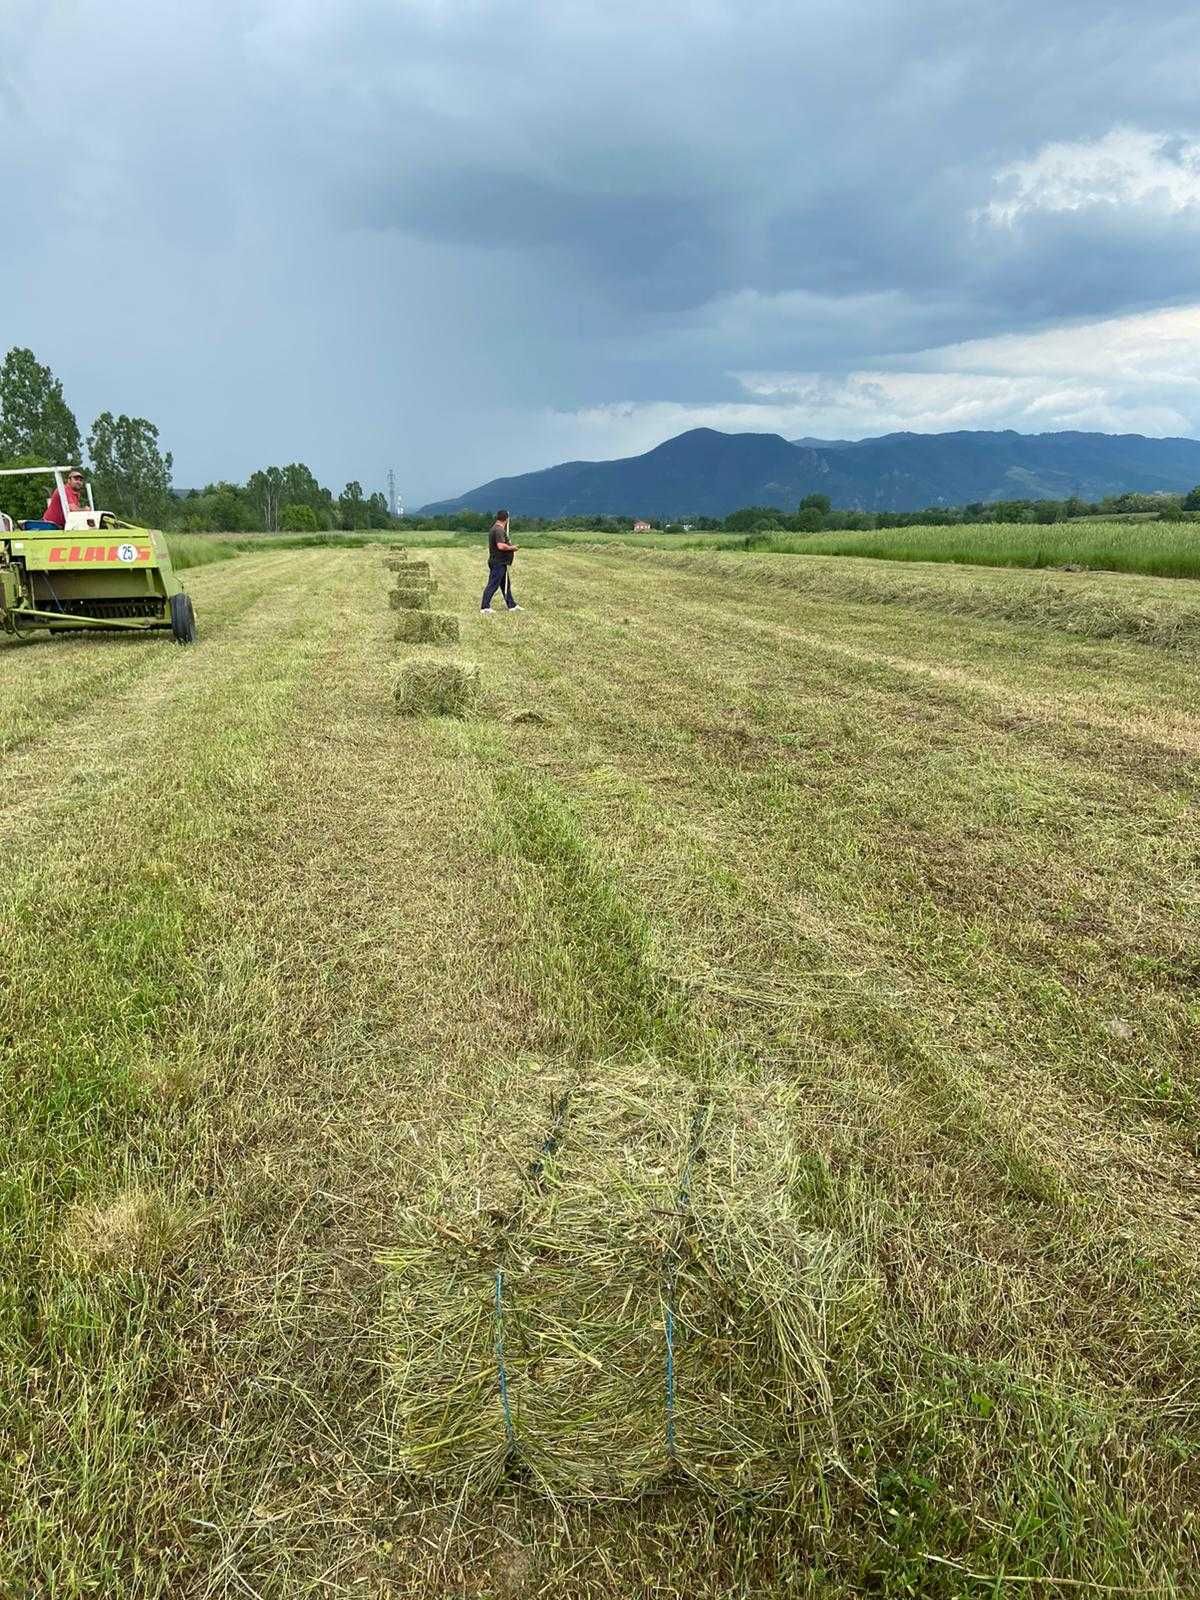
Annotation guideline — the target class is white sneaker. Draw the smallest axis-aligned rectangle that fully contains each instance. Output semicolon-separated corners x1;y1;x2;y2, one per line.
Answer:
480;608;495;617
508;604;525;612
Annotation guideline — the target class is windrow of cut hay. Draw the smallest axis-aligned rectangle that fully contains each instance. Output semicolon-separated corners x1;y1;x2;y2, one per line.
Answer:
620;549;1200;652
380;1061;874;1503
393;610;460;644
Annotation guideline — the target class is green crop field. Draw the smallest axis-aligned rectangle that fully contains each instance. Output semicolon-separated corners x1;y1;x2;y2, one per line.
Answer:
749;519;1200;579
2;547;1198;1597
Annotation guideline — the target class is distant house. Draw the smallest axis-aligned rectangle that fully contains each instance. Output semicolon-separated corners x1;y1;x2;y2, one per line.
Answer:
632;519;652;532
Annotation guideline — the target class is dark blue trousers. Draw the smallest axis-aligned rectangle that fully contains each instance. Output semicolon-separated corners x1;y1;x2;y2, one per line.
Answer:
482;559;516;610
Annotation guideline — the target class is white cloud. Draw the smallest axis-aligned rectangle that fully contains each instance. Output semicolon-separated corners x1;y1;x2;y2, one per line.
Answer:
541;302;1200;461
980;127;1200;226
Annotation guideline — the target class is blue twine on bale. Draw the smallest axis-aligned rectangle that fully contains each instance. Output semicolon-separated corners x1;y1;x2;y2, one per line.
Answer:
490;1089;576;1466
664;1096;710;1463
664;1296;679;1458
494;1267;516;1451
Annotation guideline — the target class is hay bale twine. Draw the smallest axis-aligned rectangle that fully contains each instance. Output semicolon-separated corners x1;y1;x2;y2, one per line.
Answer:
390;587;432;611
394;656;480;716
394;610;461;645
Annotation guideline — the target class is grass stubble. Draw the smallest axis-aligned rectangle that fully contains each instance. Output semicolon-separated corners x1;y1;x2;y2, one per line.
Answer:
0;545;1197;1596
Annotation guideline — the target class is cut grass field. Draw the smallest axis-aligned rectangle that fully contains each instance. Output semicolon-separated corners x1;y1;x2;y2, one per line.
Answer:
1;546;1197;1597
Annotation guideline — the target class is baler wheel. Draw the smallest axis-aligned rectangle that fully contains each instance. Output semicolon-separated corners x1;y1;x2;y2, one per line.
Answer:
171;592;197;645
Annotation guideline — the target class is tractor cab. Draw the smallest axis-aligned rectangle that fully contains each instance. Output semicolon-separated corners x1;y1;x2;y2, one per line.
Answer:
0;465;196;642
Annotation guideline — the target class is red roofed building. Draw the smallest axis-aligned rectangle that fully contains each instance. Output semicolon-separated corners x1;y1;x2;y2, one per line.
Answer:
632;519;652;532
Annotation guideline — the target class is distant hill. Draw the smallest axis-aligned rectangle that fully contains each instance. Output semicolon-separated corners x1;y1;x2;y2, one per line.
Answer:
419;427;1200;518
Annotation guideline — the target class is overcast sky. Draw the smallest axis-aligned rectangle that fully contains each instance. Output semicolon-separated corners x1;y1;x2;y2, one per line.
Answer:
3;0;1199;505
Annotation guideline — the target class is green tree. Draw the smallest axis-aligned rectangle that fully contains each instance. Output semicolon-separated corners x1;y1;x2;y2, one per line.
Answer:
0;347;82;464
87;412;173;523
280;503;319;531
337;480;367;530
279;463;334;526
366;490;392;529
248;466;285;531
724;505;783;532
798;493;831;515
1182;485;1200;512
793;507;825;533
0;453;54;523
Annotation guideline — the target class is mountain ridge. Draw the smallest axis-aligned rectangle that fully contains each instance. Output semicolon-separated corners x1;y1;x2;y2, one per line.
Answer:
419;426;1200;517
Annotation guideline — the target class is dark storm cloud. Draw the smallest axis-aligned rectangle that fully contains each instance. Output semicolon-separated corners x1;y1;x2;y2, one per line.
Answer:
2;0;1199;501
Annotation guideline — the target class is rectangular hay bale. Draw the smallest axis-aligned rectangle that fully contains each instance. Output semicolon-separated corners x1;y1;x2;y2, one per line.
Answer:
392;656;480;716
390;587;431;611
380;1063;874;1503
393;610;461;644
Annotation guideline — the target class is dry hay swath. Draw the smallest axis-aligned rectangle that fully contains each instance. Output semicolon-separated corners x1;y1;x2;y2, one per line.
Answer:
394;610;461;645
380;1060;873;1503
393;656;480;715
390;587;432;611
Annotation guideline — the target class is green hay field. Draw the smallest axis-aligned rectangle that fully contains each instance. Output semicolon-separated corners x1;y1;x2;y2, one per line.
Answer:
750;518;1200;578
1;546;1197;1597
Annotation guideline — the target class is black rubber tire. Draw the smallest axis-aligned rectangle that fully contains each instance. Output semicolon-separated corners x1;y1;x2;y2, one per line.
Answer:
170;591;197;644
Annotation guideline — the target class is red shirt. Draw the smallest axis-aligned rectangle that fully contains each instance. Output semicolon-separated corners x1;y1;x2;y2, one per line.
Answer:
43;483;81;527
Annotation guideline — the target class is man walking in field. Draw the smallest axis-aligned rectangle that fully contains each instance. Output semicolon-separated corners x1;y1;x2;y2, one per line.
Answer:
481;509;524;614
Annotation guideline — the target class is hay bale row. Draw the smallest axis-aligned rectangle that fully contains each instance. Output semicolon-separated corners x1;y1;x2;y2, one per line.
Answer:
393;657;480;716
382;558;481;712
394;610;461;645
380;1062;872;1503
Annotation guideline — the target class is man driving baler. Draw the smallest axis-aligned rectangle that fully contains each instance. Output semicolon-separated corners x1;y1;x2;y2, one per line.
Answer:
43;468;85;528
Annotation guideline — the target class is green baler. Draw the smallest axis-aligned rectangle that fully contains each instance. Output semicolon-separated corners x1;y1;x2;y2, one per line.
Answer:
0;466;196;642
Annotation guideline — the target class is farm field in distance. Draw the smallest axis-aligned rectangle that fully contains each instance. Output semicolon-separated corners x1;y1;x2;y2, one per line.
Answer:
1;545;1198;1597
193;516;1200;583
744;519;1200;579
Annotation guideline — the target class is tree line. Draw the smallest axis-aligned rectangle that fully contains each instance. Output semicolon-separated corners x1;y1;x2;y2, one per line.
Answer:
406;486;1200;537
0;347;394;532
408;488;1200;535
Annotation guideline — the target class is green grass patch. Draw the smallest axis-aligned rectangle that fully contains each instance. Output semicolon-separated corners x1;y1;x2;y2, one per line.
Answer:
753;518;1200;578
163;533;241;570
